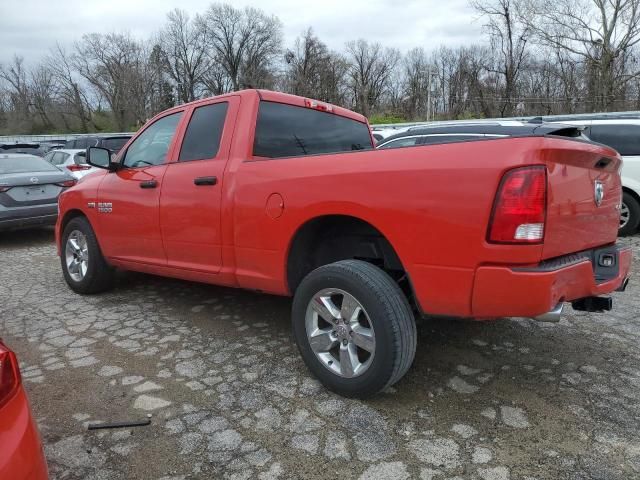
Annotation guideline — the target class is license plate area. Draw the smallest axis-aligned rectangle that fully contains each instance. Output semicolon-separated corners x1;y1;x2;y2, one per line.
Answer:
25;185;47;196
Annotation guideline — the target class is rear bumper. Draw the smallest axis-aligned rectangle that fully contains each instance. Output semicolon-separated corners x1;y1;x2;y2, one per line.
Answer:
471;244;632;318
0;212;57;231
0;389;48;480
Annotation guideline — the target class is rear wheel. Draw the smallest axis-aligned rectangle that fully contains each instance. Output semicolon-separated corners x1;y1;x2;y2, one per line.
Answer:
61;216;114;294
292;260;416;398
619;191;640;236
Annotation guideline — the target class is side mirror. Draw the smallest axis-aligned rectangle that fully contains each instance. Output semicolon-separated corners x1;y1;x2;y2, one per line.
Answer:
87;147;117;171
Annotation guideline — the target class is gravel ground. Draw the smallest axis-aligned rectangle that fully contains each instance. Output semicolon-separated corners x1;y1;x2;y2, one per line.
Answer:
1;229;639;480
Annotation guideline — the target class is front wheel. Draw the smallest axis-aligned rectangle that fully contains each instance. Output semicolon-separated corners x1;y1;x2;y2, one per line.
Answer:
61;216;115;294
292;260;416;398
619;192;640;236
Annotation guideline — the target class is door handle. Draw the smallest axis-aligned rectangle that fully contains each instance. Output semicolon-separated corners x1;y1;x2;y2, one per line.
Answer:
140;180;157;189
194;176;217;186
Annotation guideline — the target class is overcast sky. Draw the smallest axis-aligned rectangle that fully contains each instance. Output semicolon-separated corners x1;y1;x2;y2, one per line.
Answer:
0;0;483;64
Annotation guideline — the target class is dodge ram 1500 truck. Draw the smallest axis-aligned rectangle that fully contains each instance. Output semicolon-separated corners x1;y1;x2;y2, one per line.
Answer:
55;89;632;398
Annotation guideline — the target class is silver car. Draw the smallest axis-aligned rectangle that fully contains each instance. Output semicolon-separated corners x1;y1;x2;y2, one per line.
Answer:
43;149;100;179
0;154;76;231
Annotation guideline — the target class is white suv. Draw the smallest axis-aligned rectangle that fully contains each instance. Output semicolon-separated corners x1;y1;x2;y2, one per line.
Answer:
549;119;640;236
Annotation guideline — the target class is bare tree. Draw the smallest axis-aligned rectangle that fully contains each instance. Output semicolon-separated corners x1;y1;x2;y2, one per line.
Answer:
345;39;400;117
283;28;349;104
285;28;328;97
201;62;233;95
472;0;530;116
73;32;148;130
46;44;93;132
158;9;209;103
29;65;56;130
402;48;432;119
200;3;282;91
524;0;640;110
0;56;32;131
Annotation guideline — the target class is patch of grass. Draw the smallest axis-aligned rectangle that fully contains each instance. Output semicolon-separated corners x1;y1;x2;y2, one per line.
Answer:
368;114;408;125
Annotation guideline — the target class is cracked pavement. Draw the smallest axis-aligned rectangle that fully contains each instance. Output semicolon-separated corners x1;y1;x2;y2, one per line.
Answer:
1;229;639;480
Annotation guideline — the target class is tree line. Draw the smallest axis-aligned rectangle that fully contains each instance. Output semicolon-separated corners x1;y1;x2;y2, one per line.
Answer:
2;0;640;134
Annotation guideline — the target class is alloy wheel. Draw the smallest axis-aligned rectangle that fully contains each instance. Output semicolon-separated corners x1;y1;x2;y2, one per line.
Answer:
65;230;89;282
304;288;375;378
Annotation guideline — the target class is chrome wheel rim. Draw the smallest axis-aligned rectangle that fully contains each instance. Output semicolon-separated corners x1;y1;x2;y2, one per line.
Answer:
65;230;89;282
305;288;375;378
620;202;630;229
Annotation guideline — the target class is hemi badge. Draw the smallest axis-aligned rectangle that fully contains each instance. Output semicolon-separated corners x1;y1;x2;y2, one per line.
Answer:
87;202;96;209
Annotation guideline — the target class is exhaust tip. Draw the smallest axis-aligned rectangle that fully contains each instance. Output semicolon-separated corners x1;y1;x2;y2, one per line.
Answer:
532;302;564;322
616;277;629;292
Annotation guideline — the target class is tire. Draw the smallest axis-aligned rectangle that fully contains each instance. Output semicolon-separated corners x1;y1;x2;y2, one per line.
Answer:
61;216;114;294
292;260;416;399
619;191;640;236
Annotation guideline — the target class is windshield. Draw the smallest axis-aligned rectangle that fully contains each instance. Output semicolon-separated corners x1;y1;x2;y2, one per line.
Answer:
0;155;60;174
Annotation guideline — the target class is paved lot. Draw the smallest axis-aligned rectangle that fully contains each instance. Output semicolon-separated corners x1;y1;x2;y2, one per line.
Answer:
1;229;639;480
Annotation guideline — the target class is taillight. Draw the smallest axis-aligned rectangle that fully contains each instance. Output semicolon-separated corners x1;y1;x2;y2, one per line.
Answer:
67;164;91;172
488;166;547;244
0;186;10;193
304;98;333;112
56;179;77;188
0;341;20;409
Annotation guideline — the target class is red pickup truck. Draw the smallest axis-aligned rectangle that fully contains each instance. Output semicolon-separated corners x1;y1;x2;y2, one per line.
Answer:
56;90;632;398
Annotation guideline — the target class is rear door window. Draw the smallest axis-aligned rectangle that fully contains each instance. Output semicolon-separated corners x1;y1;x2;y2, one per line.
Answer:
589;124;640;156
253;101;373;158
179;103;228;161
73;153;87;164
51;152;68;165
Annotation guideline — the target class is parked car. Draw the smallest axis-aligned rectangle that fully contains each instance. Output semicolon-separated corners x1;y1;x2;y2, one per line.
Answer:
64;135;132;153
56;89;631;398
369;125;413;141
0;339;48;479
39;140;67;153
538;118;640;236
0;143;47;156
376;120;587;149
0;154;76;231
43;148;100;179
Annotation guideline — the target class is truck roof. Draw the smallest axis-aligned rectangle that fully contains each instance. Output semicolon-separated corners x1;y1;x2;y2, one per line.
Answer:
156;89;368;125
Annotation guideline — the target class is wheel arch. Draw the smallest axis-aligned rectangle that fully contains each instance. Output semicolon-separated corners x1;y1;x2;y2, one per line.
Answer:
60;208;91;232
58;209;94;249
285;214;417;308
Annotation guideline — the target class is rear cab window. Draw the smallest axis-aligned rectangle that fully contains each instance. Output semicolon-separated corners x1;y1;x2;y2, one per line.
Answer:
253;101;373;158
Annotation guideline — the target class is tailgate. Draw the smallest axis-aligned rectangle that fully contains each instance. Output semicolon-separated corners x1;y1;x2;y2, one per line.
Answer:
542;139;621;259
